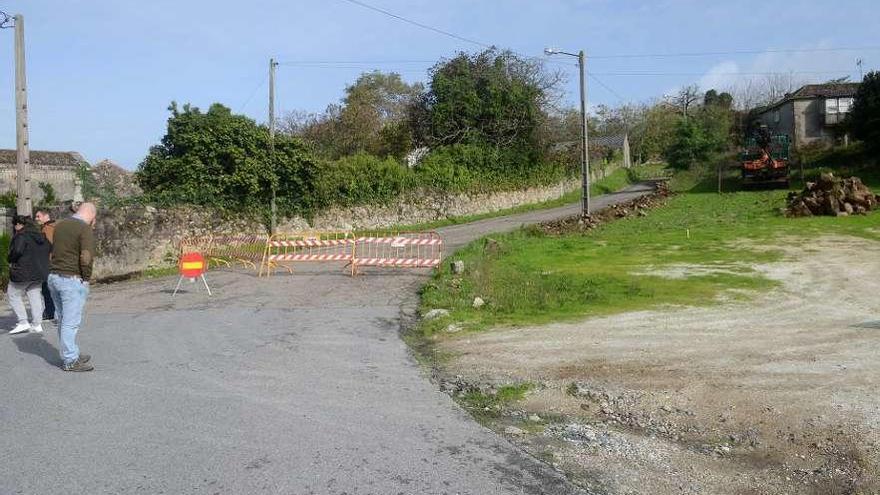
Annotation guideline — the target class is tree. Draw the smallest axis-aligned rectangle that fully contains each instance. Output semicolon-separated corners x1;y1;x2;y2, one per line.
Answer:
137;102;317;216
633;103;680;161
669;85;702;121
666;119;709;169
414;49;561;149
703;89;733;110
283;71;423;159
848;71;880;151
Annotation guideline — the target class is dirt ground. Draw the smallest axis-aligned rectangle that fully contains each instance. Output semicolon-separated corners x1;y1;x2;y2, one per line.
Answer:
440;236;880;494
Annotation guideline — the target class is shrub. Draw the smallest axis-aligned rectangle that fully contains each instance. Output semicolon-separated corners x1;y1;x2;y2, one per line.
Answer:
848;71;880;152
313;153;416;207
415;144;566;193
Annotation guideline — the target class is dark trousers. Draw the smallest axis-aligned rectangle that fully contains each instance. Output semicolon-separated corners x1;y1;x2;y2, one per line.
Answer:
41;281;55;320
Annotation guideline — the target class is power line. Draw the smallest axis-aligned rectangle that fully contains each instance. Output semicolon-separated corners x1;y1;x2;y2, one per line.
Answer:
588;73;626;102
589;46;880;59
239;75;267;112
334;0;572;67
590;70;853;77
338;0;491;49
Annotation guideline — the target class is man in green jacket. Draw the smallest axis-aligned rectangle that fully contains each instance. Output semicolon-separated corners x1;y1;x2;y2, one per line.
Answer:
47;203;97;372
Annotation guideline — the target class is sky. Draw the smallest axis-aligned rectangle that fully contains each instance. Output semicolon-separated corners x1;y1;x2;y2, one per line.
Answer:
0;0;876;169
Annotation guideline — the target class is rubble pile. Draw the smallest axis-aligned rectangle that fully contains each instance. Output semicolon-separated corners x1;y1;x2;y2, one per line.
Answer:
786;173;879;217
540;180;670;235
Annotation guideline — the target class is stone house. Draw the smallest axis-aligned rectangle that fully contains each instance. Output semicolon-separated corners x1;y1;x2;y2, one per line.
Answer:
0;149;85;203
751;83;860;149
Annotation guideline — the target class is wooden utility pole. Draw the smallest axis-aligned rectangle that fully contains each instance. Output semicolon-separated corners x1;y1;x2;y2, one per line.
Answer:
14;14;31;216
268;58;277;233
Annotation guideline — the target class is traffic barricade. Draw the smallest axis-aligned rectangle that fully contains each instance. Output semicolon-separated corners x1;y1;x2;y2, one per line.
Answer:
207;234;266;269
350;231;443;275
259;231;357;277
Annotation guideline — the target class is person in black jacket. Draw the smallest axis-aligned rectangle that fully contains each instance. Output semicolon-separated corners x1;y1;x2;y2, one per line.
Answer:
7;215;52;334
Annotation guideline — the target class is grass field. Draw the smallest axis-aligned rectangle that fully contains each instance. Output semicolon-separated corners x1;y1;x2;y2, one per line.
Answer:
418;159;880;337
394;163;665;232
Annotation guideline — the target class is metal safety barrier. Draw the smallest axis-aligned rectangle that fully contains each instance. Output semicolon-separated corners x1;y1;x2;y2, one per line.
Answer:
350;231;443;275
259;231;357;276
178;234;267;270
258;230;443;276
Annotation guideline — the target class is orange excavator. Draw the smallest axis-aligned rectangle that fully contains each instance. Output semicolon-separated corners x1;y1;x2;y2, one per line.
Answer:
740;125;791;188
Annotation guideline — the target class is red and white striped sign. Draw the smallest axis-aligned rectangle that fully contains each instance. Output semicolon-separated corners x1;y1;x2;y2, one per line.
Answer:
269;239;355;248
268;253;351;262
357;236;442;246
354;258;441;267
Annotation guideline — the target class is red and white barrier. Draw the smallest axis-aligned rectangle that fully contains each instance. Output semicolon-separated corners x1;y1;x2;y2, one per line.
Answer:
259;230;443;276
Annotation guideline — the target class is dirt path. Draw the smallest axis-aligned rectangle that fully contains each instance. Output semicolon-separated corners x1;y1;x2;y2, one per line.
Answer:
441;236;880;494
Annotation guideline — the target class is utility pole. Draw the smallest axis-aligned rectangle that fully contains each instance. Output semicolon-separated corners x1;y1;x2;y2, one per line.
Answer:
13;14;31;216
268;57;278;234
578;50;590;216
546;47;591;216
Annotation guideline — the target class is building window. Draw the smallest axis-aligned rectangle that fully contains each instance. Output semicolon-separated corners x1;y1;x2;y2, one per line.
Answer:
825;97;853;115
773;110;780;123
824;97;853;126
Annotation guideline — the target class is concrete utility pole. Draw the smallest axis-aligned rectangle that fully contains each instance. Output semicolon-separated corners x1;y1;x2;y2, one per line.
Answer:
268;57;278;233
545;47;591;216
13;14;31;216
578;50;590;216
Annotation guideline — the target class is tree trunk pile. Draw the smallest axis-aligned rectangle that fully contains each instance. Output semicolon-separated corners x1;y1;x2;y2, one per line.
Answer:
786;173;879;217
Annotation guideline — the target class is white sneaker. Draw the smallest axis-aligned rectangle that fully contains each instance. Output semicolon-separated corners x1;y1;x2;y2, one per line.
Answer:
9;322;31;334
30;324;43;334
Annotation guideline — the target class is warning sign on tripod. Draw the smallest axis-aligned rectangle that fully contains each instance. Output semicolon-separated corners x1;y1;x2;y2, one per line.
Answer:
173;252;212;296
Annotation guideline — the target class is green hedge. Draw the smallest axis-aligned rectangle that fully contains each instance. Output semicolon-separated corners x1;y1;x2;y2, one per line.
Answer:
311;145;571;208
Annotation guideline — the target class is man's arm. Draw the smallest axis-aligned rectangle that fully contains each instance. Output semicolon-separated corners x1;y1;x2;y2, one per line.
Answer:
7;235;25;264
79;225;95;281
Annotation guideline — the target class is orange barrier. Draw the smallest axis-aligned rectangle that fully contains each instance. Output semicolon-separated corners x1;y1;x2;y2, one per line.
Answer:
259;231;357;276
259;230;443;276
351;231;443;275
178;234;267;269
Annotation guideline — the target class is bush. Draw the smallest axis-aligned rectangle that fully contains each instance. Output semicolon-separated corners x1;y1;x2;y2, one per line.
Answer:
848;71;880;152
415;144;566;193
313;153;415;207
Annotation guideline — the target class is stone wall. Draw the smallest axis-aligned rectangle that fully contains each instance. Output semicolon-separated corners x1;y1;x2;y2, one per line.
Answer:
306;177;580;230
10;163;627;280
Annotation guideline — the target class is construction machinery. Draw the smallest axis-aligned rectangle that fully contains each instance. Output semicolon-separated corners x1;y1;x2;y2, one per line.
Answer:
740;126;791;188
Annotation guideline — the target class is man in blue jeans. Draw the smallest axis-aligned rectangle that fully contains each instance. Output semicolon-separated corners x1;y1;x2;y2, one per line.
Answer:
47;203;97;372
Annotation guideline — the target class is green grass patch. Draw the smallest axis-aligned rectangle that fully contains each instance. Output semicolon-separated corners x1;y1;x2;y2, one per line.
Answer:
419;169;880;336
392;163;659;232
459;383;534;421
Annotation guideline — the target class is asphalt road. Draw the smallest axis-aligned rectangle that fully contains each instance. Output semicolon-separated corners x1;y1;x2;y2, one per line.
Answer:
0;183;653;495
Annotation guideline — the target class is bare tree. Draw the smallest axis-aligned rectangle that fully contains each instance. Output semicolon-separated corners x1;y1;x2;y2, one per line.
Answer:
668;85;702;121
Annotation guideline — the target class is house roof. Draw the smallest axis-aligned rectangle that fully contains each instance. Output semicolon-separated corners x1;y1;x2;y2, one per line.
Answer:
787;83;860;99
753;83;860;115
0;149;86;169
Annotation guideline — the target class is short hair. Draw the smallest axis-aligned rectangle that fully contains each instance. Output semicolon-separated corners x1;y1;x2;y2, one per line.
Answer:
35;207;53;219
12;215;32;226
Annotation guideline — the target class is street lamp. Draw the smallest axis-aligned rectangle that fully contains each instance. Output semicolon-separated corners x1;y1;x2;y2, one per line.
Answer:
545;47;590;216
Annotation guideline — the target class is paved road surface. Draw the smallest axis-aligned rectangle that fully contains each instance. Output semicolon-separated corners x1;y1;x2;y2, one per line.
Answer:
0;183;653;495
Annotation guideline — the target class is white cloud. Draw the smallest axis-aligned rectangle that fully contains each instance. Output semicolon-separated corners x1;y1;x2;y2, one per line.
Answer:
692;41;859;108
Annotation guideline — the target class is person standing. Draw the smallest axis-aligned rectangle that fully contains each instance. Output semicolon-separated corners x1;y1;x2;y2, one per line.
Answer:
35;208;56;321
47;202;97;372
6;216;51;334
